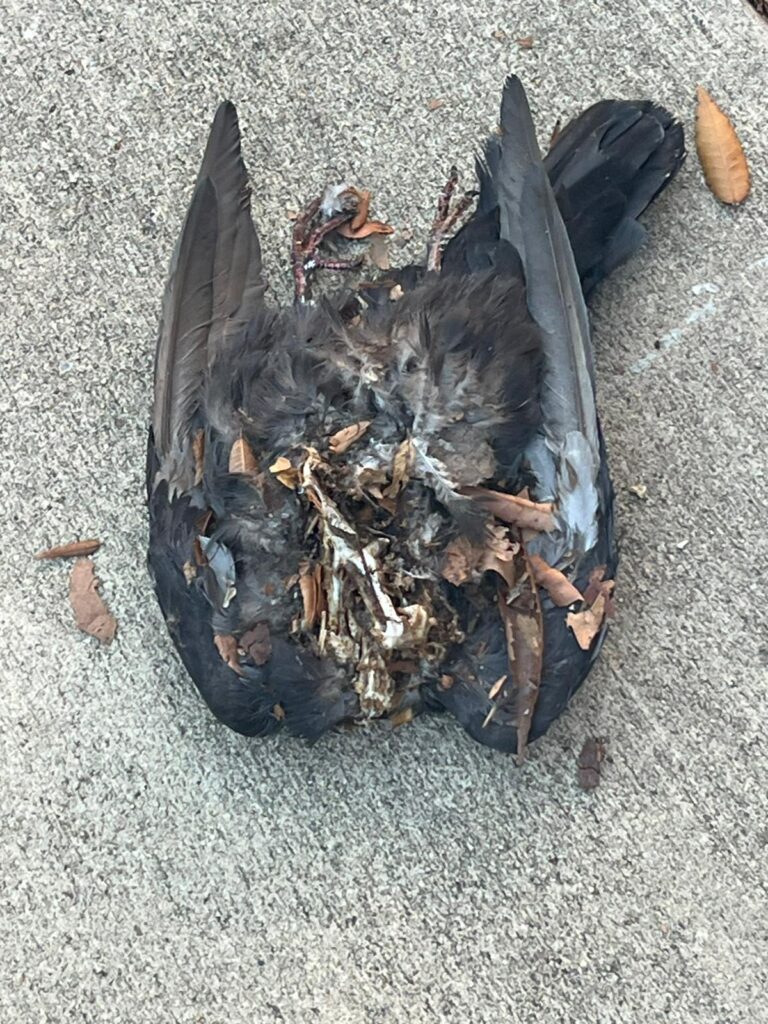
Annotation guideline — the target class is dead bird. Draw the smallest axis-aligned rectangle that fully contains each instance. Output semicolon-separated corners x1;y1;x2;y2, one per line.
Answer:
147;76;684;758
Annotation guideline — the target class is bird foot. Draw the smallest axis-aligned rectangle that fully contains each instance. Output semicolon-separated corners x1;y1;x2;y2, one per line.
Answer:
291;194;363;303
427;166;477;272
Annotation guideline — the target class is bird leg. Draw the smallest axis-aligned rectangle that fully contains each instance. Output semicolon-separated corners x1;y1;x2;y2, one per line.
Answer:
427;165;477;272
291;197;363;303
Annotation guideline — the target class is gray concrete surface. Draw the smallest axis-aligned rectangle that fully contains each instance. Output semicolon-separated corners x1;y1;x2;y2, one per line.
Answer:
1;1;767;1021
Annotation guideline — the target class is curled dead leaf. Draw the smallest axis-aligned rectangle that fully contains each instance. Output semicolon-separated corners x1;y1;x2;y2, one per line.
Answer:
214;633;243;675
69;558;117;644
269;456;300;490
567;593;607;651
384;438;415;499
528;554;583;607
337;219;395;240
695;86;750;205
349;188;371;231
240;622;272;666
229;434;259;476
36;538;102;560
460;486;556;532
299;561;324;628
329;420;372;455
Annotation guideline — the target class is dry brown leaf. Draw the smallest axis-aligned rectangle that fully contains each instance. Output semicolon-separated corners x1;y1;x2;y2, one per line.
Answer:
35;538;102;560
192;429;205;486
384;438;415;498
329;420;371;455
460;486;556;532
441;536;477;586
567;593;607;651
336;220;395;239
214;634;243;675
496;545;543;764
299;561;323;628
229;434;259;476
240;622;272;666
426;98;445;111
441;525;518;588
269;456;299;490
528;554;583;607
69;558;117;644
349;189;371;231
577;737;607;790
583;566;617;615
695;86;750;205
516;35;534;48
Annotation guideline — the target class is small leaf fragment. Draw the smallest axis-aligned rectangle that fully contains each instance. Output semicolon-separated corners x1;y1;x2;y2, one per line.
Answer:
329;420;372;455
516;35;534;49
192;429;205;486
214;633;243;675
426;98;445;111
695;86;750;205
488;674;507;701
583;566;617;615
628;483;648;500
528;554;583;607
491;28;508;41
240;622;272;666
384;438;415;499
69;558;117;644
36;538;102;560
577;737;607;790
269;456;300;490
229;434;259;476
567;593;607;650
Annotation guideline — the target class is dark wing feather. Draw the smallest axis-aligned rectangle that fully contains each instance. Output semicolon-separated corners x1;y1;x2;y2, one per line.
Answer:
151;101;266;491
544;99;685;296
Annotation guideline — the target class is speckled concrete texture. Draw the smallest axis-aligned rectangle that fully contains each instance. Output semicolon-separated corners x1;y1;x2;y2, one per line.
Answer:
1;1;767;1021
